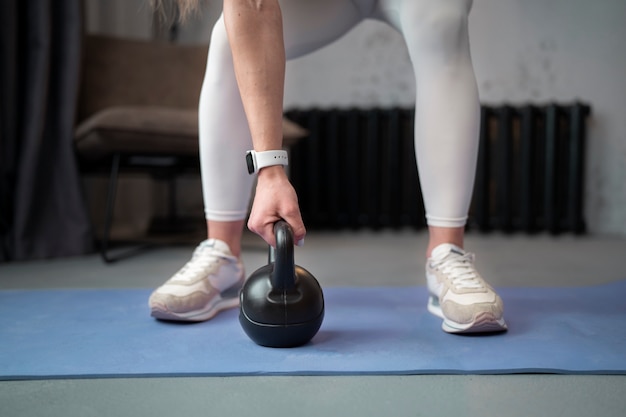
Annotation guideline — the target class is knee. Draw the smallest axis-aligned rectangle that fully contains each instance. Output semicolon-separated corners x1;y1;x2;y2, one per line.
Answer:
404;1;472;52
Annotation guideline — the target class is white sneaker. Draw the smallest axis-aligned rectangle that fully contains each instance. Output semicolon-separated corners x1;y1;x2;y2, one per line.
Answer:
426;243;507;333
149;239;244;321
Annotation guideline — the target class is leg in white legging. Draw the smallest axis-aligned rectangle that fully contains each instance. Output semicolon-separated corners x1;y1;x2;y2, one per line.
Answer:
375;2;506;334
374;0;480;255
198;0;371;256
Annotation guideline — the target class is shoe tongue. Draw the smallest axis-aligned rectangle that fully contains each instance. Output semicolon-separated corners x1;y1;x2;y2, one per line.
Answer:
431;243;465;261
200;239;233;256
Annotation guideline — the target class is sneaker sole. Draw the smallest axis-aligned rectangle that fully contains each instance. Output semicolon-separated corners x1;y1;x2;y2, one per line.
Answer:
428;296;508;334
150;294;240;322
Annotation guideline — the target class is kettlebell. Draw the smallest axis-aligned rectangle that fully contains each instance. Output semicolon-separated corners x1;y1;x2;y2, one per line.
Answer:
239;220;324;348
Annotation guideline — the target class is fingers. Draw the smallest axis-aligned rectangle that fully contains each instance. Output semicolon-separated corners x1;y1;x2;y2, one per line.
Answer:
248;205;306;248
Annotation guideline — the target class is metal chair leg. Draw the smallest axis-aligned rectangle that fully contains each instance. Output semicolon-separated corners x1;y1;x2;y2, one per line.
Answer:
100;153;121;263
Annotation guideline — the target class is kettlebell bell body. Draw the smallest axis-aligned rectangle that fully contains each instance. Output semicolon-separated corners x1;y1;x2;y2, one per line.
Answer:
239;221;324;348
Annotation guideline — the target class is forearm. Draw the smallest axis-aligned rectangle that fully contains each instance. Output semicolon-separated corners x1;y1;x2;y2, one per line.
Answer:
223;0;285;152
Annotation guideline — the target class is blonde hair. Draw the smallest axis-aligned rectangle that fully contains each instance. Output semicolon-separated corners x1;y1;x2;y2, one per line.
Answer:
151;0;201;22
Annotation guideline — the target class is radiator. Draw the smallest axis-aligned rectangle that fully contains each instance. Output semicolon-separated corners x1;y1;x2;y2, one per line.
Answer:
285;103;591;234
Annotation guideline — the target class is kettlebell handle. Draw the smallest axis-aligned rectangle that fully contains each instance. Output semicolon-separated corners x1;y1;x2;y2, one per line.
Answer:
269;220;296;291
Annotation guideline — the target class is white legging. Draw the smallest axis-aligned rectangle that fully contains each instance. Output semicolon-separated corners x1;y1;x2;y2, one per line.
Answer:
199;0;479;228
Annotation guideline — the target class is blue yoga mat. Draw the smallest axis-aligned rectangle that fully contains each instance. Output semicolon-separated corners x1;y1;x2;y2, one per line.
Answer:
1;281;625;380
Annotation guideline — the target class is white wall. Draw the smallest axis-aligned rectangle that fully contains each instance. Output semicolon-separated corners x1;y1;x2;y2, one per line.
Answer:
86;0;626;236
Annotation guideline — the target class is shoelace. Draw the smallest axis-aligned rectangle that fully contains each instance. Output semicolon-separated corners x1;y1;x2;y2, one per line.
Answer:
174;244;219;282
433;252;485;290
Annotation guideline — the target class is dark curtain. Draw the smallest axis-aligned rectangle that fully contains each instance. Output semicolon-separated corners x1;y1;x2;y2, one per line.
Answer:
0;0;93;261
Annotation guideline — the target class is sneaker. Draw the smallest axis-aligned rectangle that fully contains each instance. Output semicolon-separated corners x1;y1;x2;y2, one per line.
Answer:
426;243;507;333
149;239;245;321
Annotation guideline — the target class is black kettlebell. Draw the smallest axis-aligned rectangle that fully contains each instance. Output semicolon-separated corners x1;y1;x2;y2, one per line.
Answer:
239;220;324;348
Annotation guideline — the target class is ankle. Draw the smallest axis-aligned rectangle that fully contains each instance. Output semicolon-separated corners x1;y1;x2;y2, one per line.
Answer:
426;226;465;258
212;238;241;258
207;219;245;258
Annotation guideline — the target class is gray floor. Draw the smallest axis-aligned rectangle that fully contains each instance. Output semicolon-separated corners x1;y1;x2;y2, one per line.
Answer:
1;229;626;417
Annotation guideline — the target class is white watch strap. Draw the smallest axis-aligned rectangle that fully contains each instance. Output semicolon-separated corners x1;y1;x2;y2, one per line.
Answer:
246;150;288;174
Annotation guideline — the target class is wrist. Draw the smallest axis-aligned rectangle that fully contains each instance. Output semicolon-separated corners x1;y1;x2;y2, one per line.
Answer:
257;165;287;181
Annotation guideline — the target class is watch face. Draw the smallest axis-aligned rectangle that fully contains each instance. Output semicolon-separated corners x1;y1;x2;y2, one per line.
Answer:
246;152;255;174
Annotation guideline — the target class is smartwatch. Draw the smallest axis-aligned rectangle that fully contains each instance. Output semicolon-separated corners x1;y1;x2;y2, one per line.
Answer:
246;150;289;175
